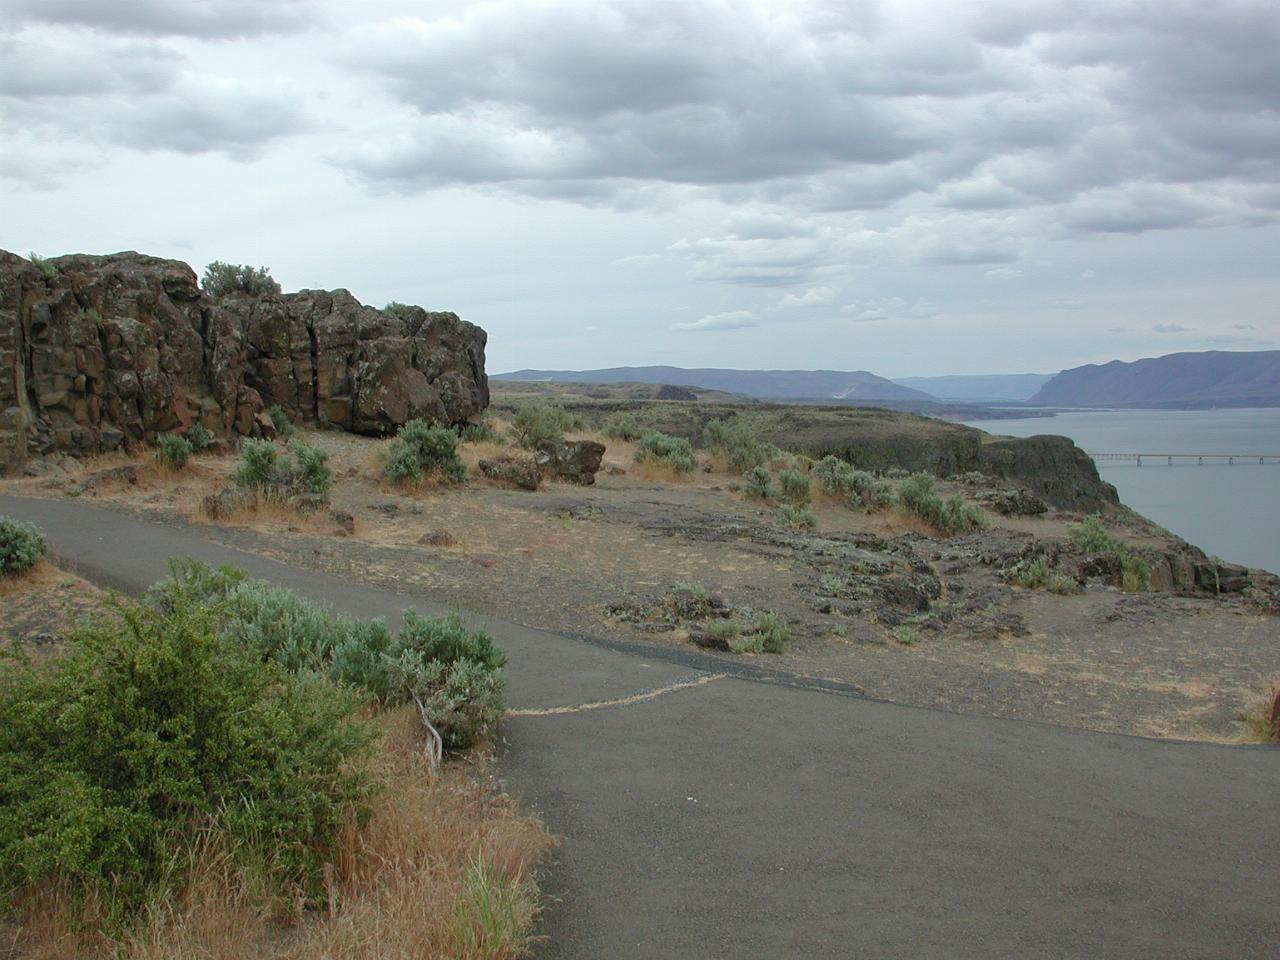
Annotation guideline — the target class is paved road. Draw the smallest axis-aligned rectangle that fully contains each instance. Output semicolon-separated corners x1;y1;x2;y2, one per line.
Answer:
3;495;1278;959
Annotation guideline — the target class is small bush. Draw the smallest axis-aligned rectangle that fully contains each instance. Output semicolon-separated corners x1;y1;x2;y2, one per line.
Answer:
266;403;297;436
201;260;282;297
1046;572;1079;595
1121;554;1151;593
28;252;58;281
813;456;890;509
743;465;773;499
778;468;811;506
1012;557;1049;589
634;432;696;473
0;516;45;575
458;418;496;443
386;419;467;485
154;433;193;471
704;418;767;472
186;422;213;452
754;611;790;653
602;412;644;442
0;592;376;920
705;620;741;642
777;504;818;530
451;856;539;959
1068;516;1122;554
896;472;984;535
382;301;414;319
231;438;330;497
728;634;763;655
511;405;573;449
894;626;919;646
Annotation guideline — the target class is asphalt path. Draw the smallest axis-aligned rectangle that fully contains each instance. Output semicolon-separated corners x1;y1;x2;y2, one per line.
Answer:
3;494;1277;959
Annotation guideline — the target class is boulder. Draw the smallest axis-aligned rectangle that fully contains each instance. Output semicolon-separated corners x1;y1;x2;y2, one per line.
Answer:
534;439;606;485
479;455;541;490
66;463;139;496
0;250;489;473
981;488;1048;516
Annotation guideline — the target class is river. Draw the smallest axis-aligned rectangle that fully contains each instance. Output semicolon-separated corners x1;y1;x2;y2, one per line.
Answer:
962;408;1280;575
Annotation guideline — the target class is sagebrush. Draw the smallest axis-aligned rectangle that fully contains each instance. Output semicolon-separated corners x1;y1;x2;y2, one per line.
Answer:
0;516;45;575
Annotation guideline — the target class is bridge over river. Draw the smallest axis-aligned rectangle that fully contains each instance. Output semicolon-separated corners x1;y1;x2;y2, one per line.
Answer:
1088;452;1280;466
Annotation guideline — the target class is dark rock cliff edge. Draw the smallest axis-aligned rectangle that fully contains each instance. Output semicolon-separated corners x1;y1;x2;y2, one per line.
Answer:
0;250;487;472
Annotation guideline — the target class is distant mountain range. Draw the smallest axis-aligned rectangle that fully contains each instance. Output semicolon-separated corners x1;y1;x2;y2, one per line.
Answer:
891;373;1052;402
494;366;933;402
1030;350;1280;408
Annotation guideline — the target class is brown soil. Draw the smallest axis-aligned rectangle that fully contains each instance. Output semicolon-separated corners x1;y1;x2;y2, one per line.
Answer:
4;428;1277;743
1;561;104;648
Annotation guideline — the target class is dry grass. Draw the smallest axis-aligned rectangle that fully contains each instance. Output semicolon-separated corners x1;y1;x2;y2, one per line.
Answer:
189;494;336;533
631;458;695;485
0;559;73;598
1238;684;1280;743
3;707;553;960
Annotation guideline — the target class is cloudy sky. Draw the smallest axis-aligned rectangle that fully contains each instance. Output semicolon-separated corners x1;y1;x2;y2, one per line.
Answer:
2;0;1277;377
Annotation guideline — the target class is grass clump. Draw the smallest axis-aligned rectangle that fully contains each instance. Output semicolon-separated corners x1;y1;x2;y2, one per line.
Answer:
386;419;467;485
634;431;696;474
777;504;818;530
452;856;540;959
510;404;574;449
754;611;790;653
0;516;45;575
0;590;377;922
154;433;193;471
778;468;811;506
896;472;985;535
28;251;59;281
894;626;919;646
266;403;297;436
233;439;332;498
186;422;213;452
458;418;497;443
1121;554;1152;593
201;261;282;297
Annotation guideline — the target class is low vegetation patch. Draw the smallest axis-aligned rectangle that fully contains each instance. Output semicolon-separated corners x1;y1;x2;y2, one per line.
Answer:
154;433;193;471
813;455;893;510
266;403;297;437
1066;516;1151;593
0;516;46;576
777;503;818;531
1006;556;1078;595
510;404;575;449
233;438;333;499
186;422;213;452
742;465;774;499
896;472;986;536
201;260;282;297
703;418;767;473
634;431;696;474
602;411;644;442
778;468;811;506
385;419;467;485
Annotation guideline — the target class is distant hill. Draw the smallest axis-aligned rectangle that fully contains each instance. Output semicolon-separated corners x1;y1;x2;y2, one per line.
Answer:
493;366;935;402
893;373;1052;402
1030;350;1280;408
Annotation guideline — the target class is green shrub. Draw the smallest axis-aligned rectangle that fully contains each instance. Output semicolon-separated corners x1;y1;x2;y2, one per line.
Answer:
704;418;767;472
894;626;919;646
231;439;330;497
742;465;773;499
0;517;44;575
602;412;644;442
382;301;414;319
385;419;467;485
186;422;214;452
1012;557;1049;589
458;418;496;443
266;403;297;436
1067;515;1123;554
0;592;376;920
155;561;506;751
28;252;59;281
754;611;790;653
813;456;889;509
778;468;811;506
201;261;282;297
777;504;818;530
728;634;763;655
385;441;424;485
1046;573;1078;595
511;405;573;449
704;620;741;642
896;472;984;535
154;433;193;470
1121;554;1151;593
634;432;696;473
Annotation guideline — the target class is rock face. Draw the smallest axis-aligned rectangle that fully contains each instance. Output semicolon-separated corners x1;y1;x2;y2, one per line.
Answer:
0;250;488;472
534;439;606;485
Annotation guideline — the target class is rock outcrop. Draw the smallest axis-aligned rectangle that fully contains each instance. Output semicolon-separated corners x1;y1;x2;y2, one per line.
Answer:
0;250;488;472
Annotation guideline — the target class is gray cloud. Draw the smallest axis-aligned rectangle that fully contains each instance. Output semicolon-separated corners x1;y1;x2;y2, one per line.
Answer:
0;32;180;98
1153;323;1191;333
0;0;316;39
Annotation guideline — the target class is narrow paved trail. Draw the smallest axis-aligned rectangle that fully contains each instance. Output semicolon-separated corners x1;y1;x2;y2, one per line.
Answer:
3;495;1277;959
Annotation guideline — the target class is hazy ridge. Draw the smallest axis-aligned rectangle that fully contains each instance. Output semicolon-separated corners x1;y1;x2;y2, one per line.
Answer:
1031;350;1280;408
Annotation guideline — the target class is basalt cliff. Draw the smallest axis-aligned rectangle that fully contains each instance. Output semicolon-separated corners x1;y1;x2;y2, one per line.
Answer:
0;251;488;472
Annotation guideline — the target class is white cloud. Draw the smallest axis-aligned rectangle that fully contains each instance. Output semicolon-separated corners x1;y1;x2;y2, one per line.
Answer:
774;286;837;309
671;310;758;332
1153;323;1191;333
985;267;1023;279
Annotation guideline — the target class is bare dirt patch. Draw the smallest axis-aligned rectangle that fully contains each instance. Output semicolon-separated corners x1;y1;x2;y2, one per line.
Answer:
5;427;1277;743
